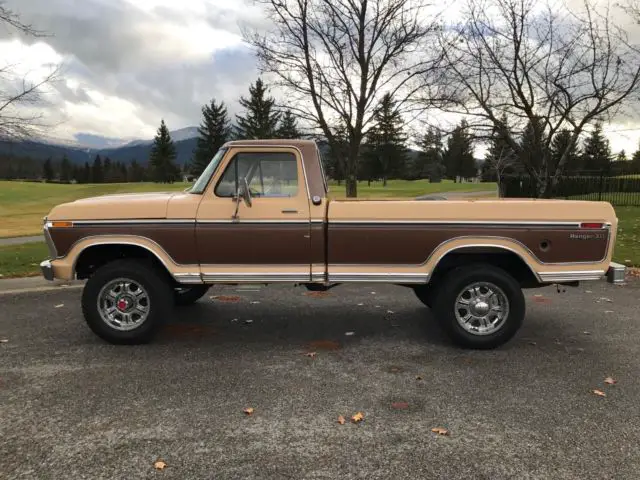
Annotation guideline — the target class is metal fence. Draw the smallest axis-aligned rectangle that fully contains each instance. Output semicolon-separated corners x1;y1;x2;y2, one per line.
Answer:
502;173;640;206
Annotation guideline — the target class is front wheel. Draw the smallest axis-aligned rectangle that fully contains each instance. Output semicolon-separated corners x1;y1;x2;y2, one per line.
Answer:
81;260;173;344
174;285;211;306
433;264;525;349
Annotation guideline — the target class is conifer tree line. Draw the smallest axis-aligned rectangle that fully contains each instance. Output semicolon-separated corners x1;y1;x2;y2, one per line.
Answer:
4;77;640;185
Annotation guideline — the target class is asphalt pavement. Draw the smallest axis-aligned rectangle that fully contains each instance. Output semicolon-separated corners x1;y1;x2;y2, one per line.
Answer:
1;281;639;479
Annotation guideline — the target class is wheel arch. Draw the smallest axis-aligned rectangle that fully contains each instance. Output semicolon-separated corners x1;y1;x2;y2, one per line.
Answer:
64;236;197;284
427;242;542;287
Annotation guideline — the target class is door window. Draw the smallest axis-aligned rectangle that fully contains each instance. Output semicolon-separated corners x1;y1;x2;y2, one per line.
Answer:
215;152;299;198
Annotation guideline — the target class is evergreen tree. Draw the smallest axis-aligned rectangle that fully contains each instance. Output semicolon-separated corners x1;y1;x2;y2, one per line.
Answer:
92;155;104;183
415;128;445;182
235;78;281;139
616;150;627;163
519;117;547;175
581;122;611;173
550;129;581;175
103;157;112;183
81;162;91;184
482;114;518;182
43;158;54;182
192;99;231;176
443;121;476;181
128;160;145;182
150;119;179;183
119;162;128;182
60;155;71;182
364;93;407;186
277;110;301;139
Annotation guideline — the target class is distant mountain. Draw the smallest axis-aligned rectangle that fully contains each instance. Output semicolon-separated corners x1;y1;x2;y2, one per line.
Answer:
0;127;200;166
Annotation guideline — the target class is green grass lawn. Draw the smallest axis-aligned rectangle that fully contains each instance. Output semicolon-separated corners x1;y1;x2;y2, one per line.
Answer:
327;179;496;198
0;242;49;278
612;207;640;267
0;181;189;238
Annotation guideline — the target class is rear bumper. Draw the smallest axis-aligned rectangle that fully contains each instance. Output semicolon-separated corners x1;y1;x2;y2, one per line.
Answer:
40;260;54;281
606;262;626;284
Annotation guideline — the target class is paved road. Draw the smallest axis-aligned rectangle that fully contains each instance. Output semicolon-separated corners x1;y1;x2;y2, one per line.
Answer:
0;235;44;246
1;281;639;479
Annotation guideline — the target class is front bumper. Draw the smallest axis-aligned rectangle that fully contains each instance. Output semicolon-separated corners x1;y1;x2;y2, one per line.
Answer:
606;262;626;284
40;260;54;281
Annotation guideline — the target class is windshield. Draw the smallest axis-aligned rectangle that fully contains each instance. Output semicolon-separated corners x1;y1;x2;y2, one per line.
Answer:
188;148;228;194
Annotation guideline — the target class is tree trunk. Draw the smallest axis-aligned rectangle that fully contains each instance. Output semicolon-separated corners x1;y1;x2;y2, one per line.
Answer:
345;175;357;197
383;176;387;187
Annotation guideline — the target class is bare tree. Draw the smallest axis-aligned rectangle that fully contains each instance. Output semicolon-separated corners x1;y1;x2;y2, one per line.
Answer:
436;0;640;197
244;0;443;197
0;2;58;140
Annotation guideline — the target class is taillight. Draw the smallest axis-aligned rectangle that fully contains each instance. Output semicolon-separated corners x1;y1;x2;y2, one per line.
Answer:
580;222;604;229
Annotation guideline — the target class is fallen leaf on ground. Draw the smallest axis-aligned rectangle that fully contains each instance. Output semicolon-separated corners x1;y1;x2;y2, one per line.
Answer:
337;415;346;425
54;304;64;308
604;377;617;385
592;389;606;397
305;291;331;298
532;296;551;303
585;290;593;293
375;305;381;308
345;331;355;336
250;301;261;304
351;412;364;423
243;407;255;415
388;366;403;373
230;318;238;322
528;341;537;346
431;427;449;436
391;402;409;410
604;310;614;314
304;352;317;359
370;292;376;295
153;459;167;471
386;310;395;314
309;340;340;350
583;331;591;335
244;319;253;324
357;303;364;306
0;339;8;343
210;295;241;303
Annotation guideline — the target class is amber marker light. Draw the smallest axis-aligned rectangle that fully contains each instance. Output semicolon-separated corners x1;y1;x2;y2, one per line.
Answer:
50;221;73;228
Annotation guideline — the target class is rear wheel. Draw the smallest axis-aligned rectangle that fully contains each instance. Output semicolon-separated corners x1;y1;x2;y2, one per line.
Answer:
174;285;211;306
433;264;525;349
81;260;173;344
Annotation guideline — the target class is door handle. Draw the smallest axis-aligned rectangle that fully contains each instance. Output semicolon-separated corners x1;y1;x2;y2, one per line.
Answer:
281;209;298;214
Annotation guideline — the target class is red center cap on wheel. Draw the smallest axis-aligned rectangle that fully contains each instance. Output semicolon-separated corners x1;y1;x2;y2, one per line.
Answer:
117;298;129;311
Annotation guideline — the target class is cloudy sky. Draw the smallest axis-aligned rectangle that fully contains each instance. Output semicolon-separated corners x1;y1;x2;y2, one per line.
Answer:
2;0;640;154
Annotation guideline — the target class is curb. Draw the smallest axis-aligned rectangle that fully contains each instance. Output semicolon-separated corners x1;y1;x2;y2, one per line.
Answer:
0;277;85;295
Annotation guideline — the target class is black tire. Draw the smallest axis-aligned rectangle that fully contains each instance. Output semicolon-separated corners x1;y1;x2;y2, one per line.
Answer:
433;264;525;349
81;259;173;345
174;285;211;306
413;284;437;308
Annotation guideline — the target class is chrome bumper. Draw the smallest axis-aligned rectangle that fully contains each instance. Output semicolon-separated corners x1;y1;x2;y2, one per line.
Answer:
40;260;54;281
606;262;626;284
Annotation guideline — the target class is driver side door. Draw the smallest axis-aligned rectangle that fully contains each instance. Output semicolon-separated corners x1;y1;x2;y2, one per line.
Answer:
195;147;312;283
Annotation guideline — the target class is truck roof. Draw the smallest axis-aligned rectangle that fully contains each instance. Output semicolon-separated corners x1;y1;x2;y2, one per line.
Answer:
223;139;317;148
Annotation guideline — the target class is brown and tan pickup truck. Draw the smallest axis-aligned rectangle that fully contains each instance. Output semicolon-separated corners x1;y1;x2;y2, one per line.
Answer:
40;139;624;348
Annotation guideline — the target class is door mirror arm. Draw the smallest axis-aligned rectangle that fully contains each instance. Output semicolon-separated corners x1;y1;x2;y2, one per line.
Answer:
232;177;252;220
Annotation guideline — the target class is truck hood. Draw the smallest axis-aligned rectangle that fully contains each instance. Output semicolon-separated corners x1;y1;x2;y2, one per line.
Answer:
47;192;178;221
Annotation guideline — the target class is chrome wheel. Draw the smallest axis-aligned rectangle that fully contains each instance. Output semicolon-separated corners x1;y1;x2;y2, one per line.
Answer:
97;278;150;331
454;282;509;336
